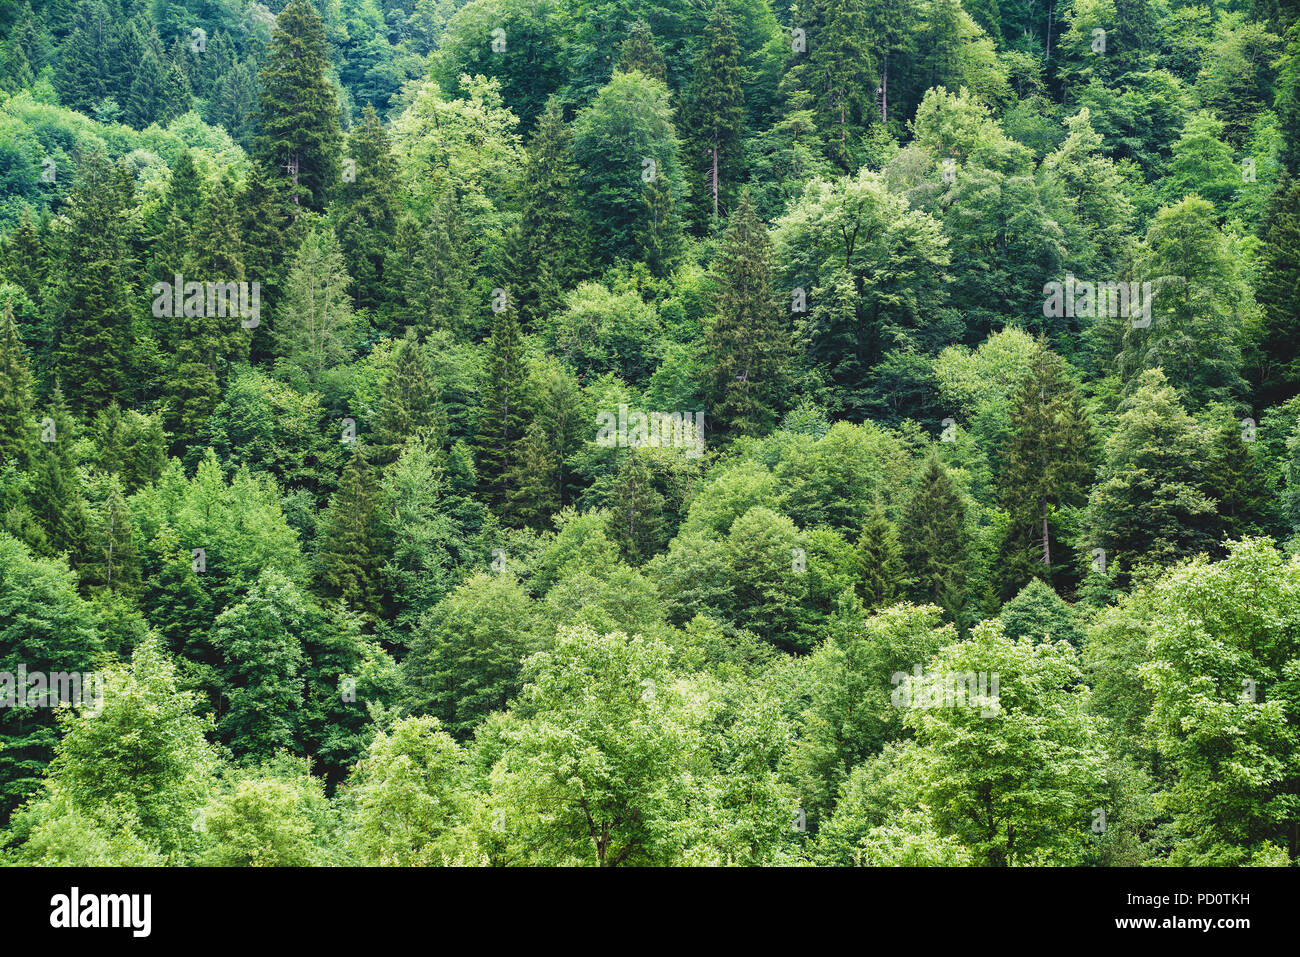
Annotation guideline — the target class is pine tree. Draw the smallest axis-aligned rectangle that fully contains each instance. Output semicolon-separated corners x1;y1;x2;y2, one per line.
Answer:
900;452;971;626
0;302;36;470
166;177;252;453
996;337;1094;597
606;447;666;565
316;446;388;618
336;104;398;316
28;386;89;566
49;154;137;412
786;0;875;170
124;48;166;128
685;1;745;225
617;19;666;80
477;304;528;509
374;328;444;465
1254;176;1300;405
508;98;587;328
705;190;789;440
82;475;141;597
255;0;343;212
854;503;910;610
274;225;356;389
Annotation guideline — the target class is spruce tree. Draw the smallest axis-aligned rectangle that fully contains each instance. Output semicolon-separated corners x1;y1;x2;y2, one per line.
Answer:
705;190;789;440
167;178;251;453
374;328;445;465
336;104;398;317
49;154;137;412
1254;177;1300;405
617;19;666;80
255;0;343;212
477;305;527;510
316;446;388;618
685;1;745;225
996;337;1094;597
28;386;89;567
854;503;910;610
0;302;36;470
900;452;971;626
509;97;587;328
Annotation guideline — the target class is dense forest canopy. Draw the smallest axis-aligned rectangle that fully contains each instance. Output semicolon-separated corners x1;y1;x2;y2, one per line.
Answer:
0;0;1297;867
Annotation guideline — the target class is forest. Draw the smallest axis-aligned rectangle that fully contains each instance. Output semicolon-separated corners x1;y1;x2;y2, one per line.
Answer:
0;0;1297;868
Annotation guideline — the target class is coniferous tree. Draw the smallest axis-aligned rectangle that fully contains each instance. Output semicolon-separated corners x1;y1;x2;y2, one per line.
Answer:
1253;177;1300;405
900;452;971;626
48;154;137;412
166;178;252;453
704;190;789;441
606;447;667;565
255;0;343;212
477;306;527;510
274;225;356;389
786;0;874;170
27;386;89;566
336;105;398;317
508;98;587;328
316;446;388;618
617;19;666;81
685;1;745;226
996;337;1094;597
374;328;444;465
855;503;910;610
0;302;36;470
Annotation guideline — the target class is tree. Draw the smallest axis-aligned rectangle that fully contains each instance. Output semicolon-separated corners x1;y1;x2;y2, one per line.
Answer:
27;636;217;862
345;716;467;866
373;329;444;465
684;1;744;225
1141;539;1300;864
1121;196;1251;407
336;105;398;317
1253;177;1300;405
572;70;685;268
402;572;544;737
255;0;343;212
1084;369;1219;580
885;620;1108;866
900;453;971;626
477;306;527;511
315;447;388;619
996;338;1093;596
274;225;357;390
854;503;910;610
704;190;789;440
489;625;701;866
0;534;103;822
48;153;137;412
209;570;311;763
0;302;35;469
616;19;666;80
506;98;587;328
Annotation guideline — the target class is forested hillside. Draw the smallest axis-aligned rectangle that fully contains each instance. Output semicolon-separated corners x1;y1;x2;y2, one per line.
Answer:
0;0;1297;867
